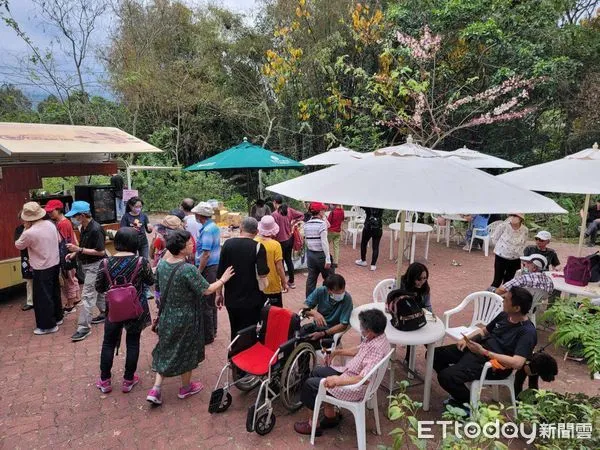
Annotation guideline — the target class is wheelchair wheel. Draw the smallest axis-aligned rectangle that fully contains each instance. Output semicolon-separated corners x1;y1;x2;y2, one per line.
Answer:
280;342;316;411
255;411;276;436
232;366;261;392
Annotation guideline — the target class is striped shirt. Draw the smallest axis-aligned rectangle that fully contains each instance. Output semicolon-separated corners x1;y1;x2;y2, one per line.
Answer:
304;218;330;263
503;272;554;294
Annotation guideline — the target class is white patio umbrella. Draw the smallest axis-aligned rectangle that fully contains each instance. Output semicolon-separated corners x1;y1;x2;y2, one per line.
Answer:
434;146;522;169
300;146;363;166
267;139;566;280
498;142;600;255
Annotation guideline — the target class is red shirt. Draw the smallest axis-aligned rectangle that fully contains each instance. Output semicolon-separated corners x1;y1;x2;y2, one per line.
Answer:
272;207;304;242
328;207;345;233
57;217;76;244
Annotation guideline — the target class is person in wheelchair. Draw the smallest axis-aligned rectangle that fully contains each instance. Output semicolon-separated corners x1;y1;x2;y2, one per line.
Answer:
300;274;353;348
294;308;390;436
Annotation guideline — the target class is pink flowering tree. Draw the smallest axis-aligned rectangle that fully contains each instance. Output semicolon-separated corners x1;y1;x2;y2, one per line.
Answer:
381;25;543;148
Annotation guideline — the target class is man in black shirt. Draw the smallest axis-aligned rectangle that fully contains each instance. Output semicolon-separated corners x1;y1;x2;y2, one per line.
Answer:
110;172;125;219
523;230;560;270
216;217;269;340
434;286;537;409
582;197;600;246
65;201;107;342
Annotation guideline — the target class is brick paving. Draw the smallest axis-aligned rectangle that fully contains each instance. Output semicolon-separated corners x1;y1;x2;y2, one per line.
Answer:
1;230;599;449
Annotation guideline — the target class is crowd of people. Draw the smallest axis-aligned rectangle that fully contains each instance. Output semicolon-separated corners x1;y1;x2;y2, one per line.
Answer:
14;196;564;436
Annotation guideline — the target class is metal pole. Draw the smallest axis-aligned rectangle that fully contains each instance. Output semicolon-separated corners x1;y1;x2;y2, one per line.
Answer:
578;193;591;256
126;165;132;189
396;210;407;282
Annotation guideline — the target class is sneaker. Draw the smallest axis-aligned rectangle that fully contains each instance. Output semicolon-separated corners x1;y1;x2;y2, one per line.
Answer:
96;378;112;393
21;304;34;311
122;374;140;393
33;326;59;335
370;265;376;271
146;388;162;405
178;381;204;399
91;314;106;324
71;329;91;342
56;319;64;326
355;259;367;267
63;307;76;315
288;282;296;289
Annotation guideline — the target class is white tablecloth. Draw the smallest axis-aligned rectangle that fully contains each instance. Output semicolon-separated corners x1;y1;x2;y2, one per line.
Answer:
545;271;600;299
388;222;433;262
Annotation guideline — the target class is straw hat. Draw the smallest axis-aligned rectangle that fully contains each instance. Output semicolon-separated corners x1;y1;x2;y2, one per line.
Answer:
161;215;184;230
21;202;46;222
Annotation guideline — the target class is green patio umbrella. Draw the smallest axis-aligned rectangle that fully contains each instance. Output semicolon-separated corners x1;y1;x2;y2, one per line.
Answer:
184;137;304;201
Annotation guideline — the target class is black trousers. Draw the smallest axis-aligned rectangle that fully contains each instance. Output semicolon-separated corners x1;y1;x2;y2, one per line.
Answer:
100;319;141;381
280;236;296;283
306;250;332;298
433;344;511;403
491;255;521;288
360;227;383;266
226;303;262;341
32;265;63;329
202;265;218;343
263;292;283;308
301;366;342;410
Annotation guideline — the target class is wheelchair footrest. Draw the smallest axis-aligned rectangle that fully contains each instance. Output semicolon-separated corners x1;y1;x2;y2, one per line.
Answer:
246;404;256;432
208;389;224;414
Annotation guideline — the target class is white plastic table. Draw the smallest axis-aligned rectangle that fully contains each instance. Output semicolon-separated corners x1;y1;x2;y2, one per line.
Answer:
544;271;600;300
388;222;433;262
349;302;445;412
442;214;468;247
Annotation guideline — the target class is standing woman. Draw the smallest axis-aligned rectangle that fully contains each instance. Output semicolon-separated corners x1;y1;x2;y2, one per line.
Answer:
272;195;304;289
120;196;153;259
94;227;154;393
355;207;384;271
490;213;528;290
147;230;234;406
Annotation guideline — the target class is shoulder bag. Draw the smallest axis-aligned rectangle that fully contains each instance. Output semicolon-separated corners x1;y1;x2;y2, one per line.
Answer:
151;262;185;333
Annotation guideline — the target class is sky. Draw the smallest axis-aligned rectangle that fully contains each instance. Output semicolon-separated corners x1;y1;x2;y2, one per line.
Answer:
0;0;259;100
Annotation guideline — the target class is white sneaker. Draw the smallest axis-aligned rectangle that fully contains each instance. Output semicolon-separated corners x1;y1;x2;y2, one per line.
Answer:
56;319;64;326
355;260;367;267
33;326;59;335
370;265;376;271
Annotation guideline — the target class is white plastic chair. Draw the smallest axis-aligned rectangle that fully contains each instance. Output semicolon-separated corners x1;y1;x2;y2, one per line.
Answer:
467;361;517;416
310;349;395;450
345;219;364;249
525;287;549;328
350;206;366;225
372;278;396;303
468;220;503;257
443;291;504;342
430;213;453;243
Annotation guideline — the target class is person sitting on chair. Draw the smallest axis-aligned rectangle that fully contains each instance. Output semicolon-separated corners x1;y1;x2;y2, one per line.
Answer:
523;231;560;271
294;308;390;436
514;349;558;397
300;274;353;347
494;254;554;296
433;286;537;410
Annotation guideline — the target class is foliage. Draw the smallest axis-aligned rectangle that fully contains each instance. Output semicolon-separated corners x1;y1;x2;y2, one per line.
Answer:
542;298;600;375
517;389;600;449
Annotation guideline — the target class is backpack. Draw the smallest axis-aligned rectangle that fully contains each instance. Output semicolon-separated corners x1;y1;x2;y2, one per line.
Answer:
386;289;427;331
564;256;592;287
102;257;144;323
58;236;77;272
587;252;600;283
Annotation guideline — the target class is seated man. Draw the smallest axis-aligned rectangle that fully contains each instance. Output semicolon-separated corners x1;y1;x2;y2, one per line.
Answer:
301;274;353;346
580;196;600;247
523;231;560;270
294;308;390;436
495;254;554;296
434;286;537;410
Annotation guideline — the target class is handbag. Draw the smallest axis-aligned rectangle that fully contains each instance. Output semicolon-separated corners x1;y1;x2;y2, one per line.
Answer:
103;257;143;323
151;262;185;333
256;242;269;292
564;256;592;287
292;225;303;252
386;289;427;331
587;251;600;283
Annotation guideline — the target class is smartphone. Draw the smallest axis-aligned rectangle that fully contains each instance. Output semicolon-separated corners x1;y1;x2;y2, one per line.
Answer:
461;333;471;343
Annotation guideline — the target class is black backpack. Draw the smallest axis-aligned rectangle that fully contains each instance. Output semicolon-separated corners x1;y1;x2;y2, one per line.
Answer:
587;252;600;283
386;289;426;331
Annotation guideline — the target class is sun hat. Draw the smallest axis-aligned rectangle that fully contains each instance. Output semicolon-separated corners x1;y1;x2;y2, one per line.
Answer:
65;201;91;218
535;230;552;241
162;215;184;230
520;254;548;270
44;199;64;213
191;201;214;217
510;212;525;220
309;202;328;212
258;215;280;237
21;202;46;222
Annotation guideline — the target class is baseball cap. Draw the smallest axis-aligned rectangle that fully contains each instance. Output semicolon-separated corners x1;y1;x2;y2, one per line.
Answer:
535;231;552;241
309;202;328;212
65;201;91;217
44;199;64;212
191;201;214;217
520;254;548;270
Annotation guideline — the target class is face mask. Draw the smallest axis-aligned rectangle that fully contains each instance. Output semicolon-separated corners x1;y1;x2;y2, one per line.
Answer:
133;207;142;215
521;267;529;274
71;217;81;227
330;292;345;302
360;329;368;343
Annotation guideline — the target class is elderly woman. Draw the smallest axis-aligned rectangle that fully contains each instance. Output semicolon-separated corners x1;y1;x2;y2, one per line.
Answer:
294;308;390;436
146;230;234;406
490;213;528;290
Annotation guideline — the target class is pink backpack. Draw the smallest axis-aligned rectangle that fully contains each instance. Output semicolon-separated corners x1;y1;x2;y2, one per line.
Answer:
564;256;592;287
102;257;144;322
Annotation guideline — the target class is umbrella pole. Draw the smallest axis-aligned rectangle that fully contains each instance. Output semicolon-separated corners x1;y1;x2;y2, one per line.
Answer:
578;193;591;256
396;210;407;282
247;170;252;213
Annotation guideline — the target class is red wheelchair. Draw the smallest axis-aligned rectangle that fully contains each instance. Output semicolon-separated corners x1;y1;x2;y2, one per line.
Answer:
208;305;317;435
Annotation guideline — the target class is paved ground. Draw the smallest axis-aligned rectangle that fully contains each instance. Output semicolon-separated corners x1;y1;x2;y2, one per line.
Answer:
1;229;599;449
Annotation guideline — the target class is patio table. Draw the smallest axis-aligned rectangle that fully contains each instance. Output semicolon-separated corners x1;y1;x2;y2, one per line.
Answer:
349;302;445;411
545;271;600;300
388;222;433;262
442;214;468;247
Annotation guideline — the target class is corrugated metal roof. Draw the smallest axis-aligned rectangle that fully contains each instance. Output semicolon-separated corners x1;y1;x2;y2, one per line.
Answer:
0;122;162;156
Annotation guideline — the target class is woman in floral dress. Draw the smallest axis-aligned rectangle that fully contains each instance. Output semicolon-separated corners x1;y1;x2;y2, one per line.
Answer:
146;229;234;406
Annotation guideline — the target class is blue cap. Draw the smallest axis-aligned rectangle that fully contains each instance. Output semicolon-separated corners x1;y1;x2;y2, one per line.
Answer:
65;200;91;217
